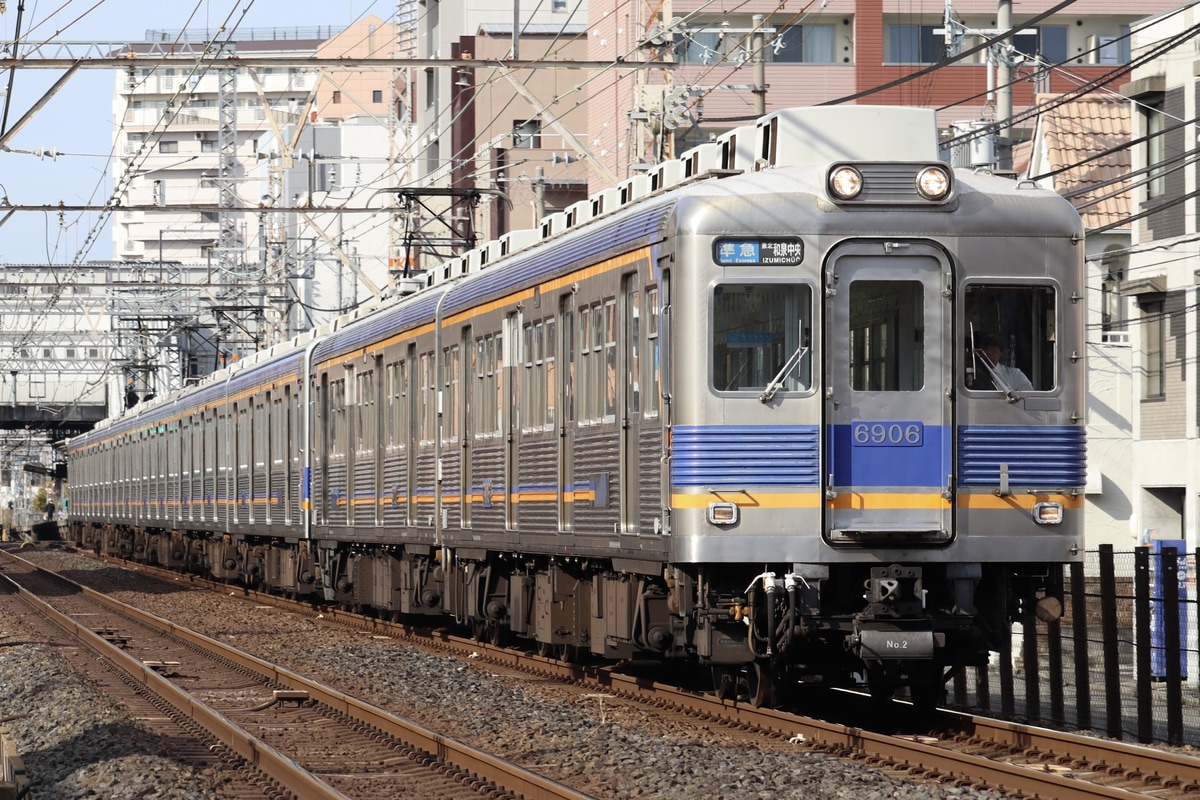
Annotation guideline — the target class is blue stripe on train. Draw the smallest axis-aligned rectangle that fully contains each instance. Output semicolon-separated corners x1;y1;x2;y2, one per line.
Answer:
957;425;1086;487
671;424;1086;490
828;423;948;488
671;426;820;487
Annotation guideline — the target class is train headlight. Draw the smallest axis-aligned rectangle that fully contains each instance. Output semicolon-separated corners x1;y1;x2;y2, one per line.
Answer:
828;166;863;200
915;165;952;201
1032;501;1064;525
707;502;740;526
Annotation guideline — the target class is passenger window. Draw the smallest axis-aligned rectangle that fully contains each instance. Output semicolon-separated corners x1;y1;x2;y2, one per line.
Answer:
712;283;812;393
848;280;924;392
964;284;1056;393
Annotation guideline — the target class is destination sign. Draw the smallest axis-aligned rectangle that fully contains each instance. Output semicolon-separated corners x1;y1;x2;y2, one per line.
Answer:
714;238;804;266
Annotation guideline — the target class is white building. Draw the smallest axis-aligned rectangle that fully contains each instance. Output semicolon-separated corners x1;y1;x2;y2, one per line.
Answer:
111;21;407;356
1120;3;1200;553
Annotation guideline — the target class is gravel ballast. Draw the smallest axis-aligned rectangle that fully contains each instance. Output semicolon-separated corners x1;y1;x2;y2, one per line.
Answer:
2;546;1009;800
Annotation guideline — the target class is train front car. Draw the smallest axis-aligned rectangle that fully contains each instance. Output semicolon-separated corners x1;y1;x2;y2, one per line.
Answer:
667;107;1086;704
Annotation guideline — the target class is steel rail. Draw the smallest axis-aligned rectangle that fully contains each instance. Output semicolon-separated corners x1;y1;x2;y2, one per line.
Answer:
3;552;596;800
79;551;1200;799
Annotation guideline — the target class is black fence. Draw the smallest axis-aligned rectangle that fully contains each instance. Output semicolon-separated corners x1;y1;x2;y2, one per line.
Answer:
949;544;1197;745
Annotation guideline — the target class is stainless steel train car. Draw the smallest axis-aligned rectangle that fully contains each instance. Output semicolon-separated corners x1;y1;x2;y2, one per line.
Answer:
65;106;1086;705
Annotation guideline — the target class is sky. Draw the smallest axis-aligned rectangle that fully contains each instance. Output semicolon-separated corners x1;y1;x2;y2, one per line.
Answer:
0;0;387;264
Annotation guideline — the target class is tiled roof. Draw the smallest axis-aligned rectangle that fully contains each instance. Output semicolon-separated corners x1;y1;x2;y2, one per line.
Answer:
1025;93;1130;231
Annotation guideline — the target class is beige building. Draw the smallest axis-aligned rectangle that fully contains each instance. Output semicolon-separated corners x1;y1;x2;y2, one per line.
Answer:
460;24;591;239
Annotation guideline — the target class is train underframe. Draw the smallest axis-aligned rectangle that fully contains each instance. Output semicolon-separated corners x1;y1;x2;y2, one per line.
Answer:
68;521;1061;707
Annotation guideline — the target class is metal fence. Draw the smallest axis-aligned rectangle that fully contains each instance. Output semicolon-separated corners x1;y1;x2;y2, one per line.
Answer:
948;544;1198;746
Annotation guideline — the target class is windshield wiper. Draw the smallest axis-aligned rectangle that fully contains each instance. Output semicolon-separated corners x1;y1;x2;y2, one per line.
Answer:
759;346;809;403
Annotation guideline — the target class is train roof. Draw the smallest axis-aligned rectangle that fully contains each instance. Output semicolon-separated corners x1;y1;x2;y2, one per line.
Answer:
70;106;1079;450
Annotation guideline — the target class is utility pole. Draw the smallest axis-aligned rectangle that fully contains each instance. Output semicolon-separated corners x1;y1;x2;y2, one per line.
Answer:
534;166;545;221
996;0;1013;172
752;15;766;117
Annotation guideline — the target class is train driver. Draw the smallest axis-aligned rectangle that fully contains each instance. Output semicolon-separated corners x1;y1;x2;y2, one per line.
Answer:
977;334;1032;392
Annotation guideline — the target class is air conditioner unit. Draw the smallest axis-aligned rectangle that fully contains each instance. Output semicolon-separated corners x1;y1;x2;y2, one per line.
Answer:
194;131;204;140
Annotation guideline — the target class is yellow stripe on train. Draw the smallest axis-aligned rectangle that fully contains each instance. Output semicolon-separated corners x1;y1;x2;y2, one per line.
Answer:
671;492;823;509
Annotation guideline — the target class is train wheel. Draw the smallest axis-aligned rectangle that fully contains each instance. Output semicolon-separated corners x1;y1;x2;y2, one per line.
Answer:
472;620;505;647
744;663;776;708
556;644;579;663
537;640;554;658
711;667;735;701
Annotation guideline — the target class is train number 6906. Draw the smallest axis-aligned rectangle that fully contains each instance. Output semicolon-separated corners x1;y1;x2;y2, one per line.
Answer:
851;421;923;447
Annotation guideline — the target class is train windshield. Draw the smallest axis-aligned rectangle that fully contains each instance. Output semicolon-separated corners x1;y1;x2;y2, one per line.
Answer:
964;283;1057;393
712;282;812;393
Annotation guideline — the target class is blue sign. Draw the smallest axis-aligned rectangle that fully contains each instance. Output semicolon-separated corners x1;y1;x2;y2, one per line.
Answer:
715;238;804;266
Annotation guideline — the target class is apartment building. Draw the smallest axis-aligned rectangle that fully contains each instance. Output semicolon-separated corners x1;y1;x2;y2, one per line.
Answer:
1119;3;1200;550
111;19;403;347
584;0;1180;188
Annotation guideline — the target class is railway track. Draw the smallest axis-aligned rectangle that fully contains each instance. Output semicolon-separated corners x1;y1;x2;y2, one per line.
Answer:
17;546;1200;799
0;548;594;800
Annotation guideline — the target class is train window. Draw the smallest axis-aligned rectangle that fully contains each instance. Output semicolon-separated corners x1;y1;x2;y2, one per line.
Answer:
474;334;504;437
443;346;459;443
626;283;640;415
329;378;346;457
603;300;617;420
645;287;660;417
385;362;401;448
580;306;593;421
545;318;556;428
419;353;434;444
357;369;376;453
578;301;618;423
521;320;556;433
712;283;812;393
848;280;923;392
964;284;1057;393
561;310;575;424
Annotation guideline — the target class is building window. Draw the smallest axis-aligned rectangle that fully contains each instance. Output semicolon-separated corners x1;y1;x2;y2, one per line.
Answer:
885;24;945;63
332;90;342;103
513;119;540;149
552;0;566;9
1013;26;1068;63
1145;99;1166;200
1093;28;1131;64
372;89;383;103
1100;246;1127;340
200;138;218;153
770;24;836;63
159;140;178;154
1142;298;1164;399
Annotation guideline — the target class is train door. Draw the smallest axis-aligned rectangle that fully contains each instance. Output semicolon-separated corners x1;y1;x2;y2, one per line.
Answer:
823;241;953;544
403;347;416;527
504;311;520;535
620;272;640;535
558;293;575;532
460;328;473;528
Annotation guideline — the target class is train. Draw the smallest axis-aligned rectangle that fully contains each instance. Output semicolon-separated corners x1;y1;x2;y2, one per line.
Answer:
65;105;1087;706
